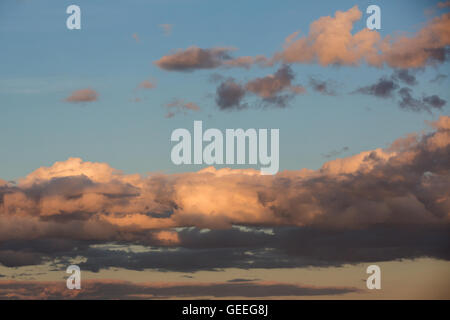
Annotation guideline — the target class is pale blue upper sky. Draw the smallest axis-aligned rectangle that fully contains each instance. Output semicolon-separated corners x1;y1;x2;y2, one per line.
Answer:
0;0;448;180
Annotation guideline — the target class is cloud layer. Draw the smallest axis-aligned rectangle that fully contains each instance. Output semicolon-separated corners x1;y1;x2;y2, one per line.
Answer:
0;280;357;299
0;117;449;271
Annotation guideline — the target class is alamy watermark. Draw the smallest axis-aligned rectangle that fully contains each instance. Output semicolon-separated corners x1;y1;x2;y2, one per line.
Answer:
170;121;279;175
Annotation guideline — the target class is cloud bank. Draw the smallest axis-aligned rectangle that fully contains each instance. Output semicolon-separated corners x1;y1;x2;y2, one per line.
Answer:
0;117;449;271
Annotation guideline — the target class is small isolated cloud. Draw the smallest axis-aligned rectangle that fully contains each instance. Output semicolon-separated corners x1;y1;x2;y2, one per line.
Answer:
138;80;156;90
398;87;446;112
65;88;98;103
165;99;201;118
159;24;173;36
309;77;337;95
353;77;399;98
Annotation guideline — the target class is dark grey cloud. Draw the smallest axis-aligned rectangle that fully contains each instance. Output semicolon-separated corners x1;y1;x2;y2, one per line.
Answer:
309;77;337;95
215;65;304;110
215;78;247;110
353;77;399;98
392;69;418;86
398;87;446;112
322;146;349;159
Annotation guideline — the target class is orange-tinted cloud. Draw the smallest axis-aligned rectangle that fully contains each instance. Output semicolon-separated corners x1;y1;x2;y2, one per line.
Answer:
138;80;156;89
65;88;99;103
0;117;448;270
155;7;449;70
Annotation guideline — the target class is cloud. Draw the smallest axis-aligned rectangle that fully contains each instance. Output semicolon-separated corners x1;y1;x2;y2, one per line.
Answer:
138;80;156;90
159;24;173;36
215;66;305;110
0;117;449;271
438;1;450;9
154;46;271;72
164;99;201;118
381;13;450;68
0;280;357;299
273;7;450;69
215;78;247;110
398;88;446;112
322;146;349;158
392;69;418;86
153;7;449;71
309;77;337;95
353;77;399;98
245;65;303;99
154;47;234;71
64;89;98;103
353;70;446;112
274;6;381;67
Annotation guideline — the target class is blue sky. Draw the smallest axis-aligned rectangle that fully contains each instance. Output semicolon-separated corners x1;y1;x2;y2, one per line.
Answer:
0;0;448;180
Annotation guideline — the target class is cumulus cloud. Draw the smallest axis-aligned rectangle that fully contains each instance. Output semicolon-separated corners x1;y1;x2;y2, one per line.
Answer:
272;7;450;68
0;280;357;299
0;117;449;271
64;89;98;103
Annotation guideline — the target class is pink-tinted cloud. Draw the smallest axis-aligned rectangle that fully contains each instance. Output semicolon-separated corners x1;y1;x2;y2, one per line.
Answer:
155;7;449;71
276;7;450;68
154;47;234;71
0;117;448;271
65;88;99;103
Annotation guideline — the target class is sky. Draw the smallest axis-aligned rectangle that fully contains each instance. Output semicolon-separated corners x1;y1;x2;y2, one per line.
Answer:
0;0;449;299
